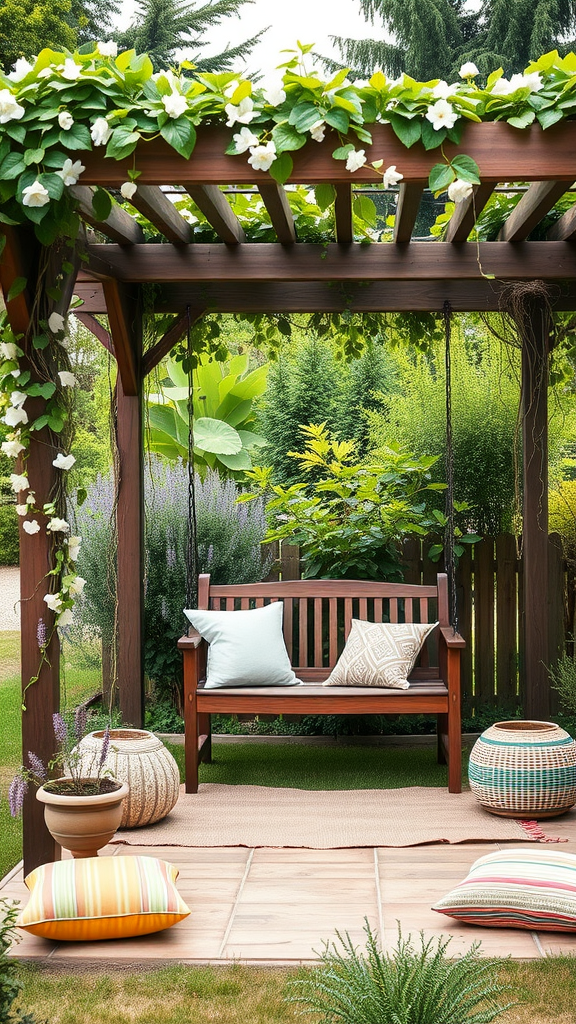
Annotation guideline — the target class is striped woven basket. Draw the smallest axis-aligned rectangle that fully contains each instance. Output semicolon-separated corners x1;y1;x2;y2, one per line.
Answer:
468;721;576;819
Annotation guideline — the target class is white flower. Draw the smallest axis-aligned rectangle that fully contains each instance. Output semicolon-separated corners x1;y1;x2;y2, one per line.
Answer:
90;117;112;146
310;120;326;142
1;438;24;457
522;72;542;92
57;158;85;187
8;57;33;82
68;576;86;597
506;71;542;93
459;62;479;78
4;407;27;426
61;58;82;80
232;126;259;153
47;517;70;533
425;99;457;130
10;473;29;493
225;96;255;127
263;85;286;105
345;148;367;172
447;178;474;203
0;89;24;123
223;79;240;98
22;180;49;207
152;69;179;90
22;520;40;535
162;92;187;118
57;371;77;387
58;110;74;130
382;164;403;189
0;341;17;360
120;181;138;200
180;209;198;224
37;67;53;79
16;504;28;516
57;608;73;626
432;80;454;100
52;452;76;470
490;77;516;96
10;390;26;408
247;141;277;171
44;593;63;613
67;535;82;560
10;369;20;378
97;40;118;57
48;312;65;334
26;491;35;504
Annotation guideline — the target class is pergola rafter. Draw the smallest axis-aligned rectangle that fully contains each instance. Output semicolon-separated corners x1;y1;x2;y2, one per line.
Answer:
2;118;574;874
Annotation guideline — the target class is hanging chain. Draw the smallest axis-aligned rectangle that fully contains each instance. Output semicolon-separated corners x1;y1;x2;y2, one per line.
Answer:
185;305;199;610
443;300;458;634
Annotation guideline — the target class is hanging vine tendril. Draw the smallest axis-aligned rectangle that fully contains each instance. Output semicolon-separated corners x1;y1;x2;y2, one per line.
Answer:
185;305;199;611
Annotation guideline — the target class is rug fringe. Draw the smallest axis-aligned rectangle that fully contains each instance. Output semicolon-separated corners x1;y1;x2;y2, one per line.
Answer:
517;819;568;843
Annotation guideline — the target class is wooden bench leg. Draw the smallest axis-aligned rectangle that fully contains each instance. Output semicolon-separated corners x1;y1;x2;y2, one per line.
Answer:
199;712;212;764
184;689;199;794
437;713;448;765
447;649;462;794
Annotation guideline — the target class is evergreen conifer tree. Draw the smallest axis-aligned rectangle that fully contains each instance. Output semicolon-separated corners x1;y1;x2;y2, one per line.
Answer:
330;0;576;81
336;344;396;454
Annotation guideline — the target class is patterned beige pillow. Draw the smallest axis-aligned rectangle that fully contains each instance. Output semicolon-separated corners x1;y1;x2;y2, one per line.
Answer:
323;620;438;690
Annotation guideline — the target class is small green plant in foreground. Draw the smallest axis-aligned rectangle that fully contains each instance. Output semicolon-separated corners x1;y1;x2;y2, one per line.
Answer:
287;921;516;1024
0;900;44;1024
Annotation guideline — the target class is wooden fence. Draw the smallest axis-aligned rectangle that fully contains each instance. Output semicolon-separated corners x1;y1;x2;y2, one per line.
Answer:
265;534;568;715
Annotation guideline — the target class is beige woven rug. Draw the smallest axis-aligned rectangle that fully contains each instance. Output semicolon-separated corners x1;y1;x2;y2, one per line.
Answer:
111;785;542;849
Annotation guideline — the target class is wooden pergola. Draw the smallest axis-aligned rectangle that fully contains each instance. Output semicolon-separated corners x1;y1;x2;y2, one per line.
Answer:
2;119;575;873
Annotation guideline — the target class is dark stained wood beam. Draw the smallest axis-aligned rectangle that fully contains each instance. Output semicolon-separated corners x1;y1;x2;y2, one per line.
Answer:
0;228;60;874
74;276;576;314
394;181;426;242
518;298;552;718
547;202;576;240
85;240;576;284
128;185;192;245
334;185;353;243
142;308;205;375
102;279;140;395
75;311;113;353
184;184;245;243
445;182;496;243
498;181;571;241
77;122;576;187
71;186;145;245
257;183;296;243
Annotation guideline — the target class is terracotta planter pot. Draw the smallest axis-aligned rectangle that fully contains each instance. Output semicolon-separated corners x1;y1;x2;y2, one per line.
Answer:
468;720;576;818
75;729;180;828
36;779;129;858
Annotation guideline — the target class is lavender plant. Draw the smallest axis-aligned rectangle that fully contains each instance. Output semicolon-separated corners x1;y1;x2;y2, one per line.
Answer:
8;716;112;815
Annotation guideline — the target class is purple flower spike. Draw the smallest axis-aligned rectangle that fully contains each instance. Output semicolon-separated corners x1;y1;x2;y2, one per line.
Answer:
26;751;47;781
8;775;27;817
52;712;68;746
36;617;47;649
74;705;88;743
99;724;110;768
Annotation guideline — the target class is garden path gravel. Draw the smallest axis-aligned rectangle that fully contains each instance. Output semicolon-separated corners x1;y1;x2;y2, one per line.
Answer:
0;566;20;630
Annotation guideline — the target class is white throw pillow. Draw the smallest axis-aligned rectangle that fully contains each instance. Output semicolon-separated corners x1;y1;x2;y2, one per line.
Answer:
323;619;438;690
184;601;299;689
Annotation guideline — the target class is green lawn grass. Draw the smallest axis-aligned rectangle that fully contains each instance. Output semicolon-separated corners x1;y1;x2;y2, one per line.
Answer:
13;957;576;1024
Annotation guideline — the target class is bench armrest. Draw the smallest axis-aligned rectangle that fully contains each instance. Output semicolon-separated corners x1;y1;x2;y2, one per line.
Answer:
178;629;203;650
439;625;466;649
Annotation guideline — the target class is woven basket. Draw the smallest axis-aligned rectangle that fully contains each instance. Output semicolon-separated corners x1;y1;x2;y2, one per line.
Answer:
468;720;576;818
76;729;180;828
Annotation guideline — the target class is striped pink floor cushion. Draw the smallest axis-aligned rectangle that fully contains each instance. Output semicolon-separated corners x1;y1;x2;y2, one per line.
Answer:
432;848;576;931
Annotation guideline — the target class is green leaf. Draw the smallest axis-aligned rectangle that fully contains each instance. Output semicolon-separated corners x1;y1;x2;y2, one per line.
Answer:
450;154;481;184
60;123;92;150
420;119;444;150
193;417;242;455
5;124;26;144
289;101;321;133
32;334;50;350
91;187;112;221
30;413;49;431
0;153;26;180
324;107;349;132
27;381;56;399
24;148;45;166
106;125;140;161
332;143;354;160
315;184;335;211
428;163;455;192
76;487;87;508
160;117;196;159
269;151;293;184
388;113;421;148
271;123;307;154
7;277;26;302
537;107;564;129
507;110;536;129
353;195;377;228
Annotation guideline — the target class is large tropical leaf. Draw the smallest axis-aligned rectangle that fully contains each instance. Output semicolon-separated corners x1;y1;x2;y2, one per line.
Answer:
193;417;242;455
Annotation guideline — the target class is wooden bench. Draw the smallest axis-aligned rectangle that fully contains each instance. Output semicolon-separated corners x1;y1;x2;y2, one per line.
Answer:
178;573;464;794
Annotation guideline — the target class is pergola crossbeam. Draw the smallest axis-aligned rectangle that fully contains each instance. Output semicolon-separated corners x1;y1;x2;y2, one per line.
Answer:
142;308;206;375
128;185;192;245
498;180;572;241
184;184;246;243
445;183;496;243
102;279;140;395
258;183;296;243
334;185;353;242
394;181;426;242
547;201;576;240
71;186;145;245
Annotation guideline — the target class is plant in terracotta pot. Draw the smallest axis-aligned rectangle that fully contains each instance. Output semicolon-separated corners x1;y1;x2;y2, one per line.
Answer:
9;711;128;858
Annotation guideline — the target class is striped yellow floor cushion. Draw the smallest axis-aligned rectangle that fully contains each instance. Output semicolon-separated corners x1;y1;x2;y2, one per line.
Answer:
17;856;190;941
432;848;576;931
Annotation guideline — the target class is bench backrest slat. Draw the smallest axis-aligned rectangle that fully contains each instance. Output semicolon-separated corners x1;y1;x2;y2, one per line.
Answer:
299;598;308;666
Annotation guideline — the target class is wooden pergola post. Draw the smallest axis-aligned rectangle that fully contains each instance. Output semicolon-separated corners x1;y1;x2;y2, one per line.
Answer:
519;295;551;720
